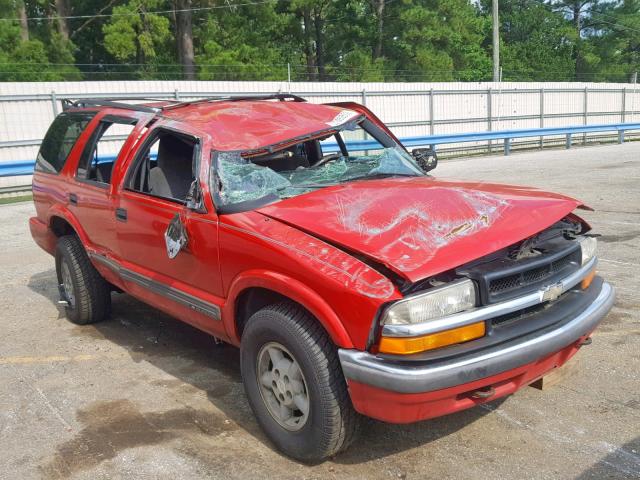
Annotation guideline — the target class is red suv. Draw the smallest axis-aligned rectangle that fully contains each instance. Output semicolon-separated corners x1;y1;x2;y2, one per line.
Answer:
30;94;615;461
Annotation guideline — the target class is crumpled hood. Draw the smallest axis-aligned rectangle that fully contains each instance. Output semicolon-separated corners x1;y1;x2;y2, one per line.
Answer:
257;176;587;283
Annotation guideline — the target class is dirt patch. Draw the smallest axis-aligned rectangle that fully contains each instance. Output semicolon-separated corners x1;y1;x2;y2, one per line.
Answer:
40;399;235;479
597;231;640;244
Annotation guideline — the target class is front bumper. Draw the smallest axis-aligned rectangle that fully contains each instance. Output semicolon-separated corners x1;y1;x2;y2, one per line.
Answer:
339;280;615;422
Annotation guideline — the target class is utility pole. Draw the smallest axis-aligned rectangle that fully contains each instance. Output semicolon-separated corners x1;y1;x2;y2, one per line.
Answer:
492;0;500;82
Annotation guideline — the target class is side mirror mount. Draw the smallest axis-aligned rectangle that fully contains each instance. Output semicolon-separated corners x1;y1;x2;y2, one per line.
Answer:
185;179;204;211
412;148;438;173
165;213;188;259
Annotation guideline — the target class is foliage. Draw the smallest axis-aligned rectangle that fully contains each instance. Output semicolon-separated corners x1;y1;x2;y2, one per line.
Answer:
0;0;638;82
0;0;81;80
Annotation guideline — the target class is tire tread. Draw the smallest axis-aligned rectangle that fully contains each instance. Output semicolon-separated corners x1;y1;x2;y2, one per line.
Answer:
244;301;359;460
56;235;110;325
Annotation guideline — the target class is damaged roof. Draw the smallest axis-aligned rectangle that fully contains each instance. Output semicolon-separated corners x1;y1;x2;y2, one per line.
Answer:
161;100;359;151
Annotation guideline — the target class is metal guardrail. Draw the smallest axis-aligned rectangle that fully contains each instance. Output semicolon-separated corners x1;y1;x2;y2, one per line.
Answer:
326;122;640;155
0;160;37;177
2;121;638;178
2;85;640;151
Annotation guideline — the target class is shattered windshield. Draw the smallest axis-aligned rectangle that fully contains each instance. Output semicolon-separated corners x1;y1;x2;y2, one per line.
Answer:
213;119;424;209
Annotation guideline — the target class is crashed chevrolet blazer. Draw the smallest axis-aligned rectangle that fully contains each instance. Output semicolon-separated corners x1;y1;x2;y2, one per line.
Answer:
30;94;615;462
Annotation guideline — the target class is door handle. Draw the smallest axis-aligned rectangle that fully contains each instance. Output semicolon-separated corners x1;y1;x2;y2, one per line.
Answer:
69;193;78;205
115;208;127;222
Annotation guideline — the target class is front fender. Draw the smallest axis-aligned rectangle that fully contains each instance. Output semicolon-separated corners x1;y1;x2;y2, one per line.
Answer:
223;269;354;349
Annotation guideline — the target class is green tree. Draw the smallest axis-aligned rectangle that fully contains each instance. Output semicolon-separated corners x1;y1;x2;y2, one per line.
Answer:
0;0;80;80
384;0;491;81
588;0;640;81
488;0;576;80
102;0;174;78
195;2;296;81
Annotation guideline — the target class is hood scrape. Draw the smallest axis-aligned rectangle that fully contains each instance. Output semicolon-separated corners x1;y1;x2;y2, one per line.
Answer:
257;176;584;282
335;188;510;271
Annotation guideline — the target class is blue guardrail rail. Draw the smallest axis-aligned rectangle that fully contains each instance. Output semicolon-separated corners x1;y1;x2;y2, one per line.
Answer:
2;121;640;177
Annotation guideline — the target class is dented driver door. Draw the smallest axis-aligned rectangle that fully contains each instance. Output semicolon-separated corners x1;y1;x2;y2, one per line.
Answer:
113;123;226;337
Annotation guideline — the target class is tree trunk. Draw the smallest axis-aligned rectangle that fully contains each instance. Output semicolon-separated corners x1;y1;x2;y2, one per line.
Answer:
54;0;70;41
302;8;316;81
174;0;195;80
18;2;29;41
314;10;326;81
373;0;385;59
572;1;582;80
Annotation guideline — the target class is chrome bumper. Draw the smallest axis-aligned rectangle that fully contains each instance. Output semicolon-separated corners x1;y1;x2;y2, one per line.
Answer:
339;281;615;394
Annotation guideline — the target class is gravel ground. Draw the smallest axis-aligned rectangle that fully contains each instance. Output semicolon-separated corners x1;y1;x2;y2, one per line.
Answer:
0;142;638;480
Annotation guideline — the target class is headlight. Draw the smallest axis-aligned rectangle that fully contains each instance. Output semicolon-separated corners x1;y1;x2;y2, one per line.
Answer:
579;236;597;266
382;279;477;326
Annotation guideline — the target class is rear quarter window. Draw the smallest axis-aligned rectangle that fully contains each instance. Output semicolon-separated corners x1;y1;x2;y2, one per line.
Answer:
35;112;95;174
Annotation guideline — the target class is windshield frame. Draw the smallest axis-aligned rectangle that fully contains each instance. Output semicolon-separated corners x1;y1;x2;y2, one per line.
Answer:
211;117;421;215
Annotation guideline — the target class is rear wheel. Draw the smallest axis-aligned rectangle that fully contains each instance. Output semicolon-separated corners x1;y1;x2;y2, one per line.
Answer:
55;235;111;325
240;302;360;462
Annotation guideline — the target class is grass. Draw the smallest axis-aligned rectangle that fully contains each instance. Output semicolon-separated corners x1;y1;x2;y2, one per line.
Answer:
0;194;32;205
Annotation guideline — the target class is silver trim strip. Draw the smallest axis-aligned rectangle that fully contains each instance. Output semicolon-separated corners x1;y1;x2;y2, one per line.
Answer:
89;252;221;320
339;281;615;394
381;256;598;337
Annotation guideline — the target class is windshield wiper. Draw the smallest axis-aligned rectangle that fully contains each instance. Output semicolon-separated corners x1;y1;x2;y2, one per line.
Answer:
277;183;337;191
343;172;419;182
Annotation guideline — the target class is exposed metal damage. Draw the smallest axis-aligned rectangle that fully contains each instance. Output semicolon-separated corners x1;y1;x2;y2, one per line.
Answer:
333;187;511;271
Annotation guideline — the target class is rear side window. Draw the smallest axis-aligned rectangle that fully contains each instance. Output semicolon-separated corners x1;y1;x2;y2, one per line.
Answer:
76;116;137;186
36;112;95;174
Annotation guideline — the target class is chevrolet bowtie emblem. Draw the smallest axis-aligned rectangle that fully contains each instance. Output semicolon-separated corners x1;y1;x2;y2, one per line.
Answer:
541;283;564;302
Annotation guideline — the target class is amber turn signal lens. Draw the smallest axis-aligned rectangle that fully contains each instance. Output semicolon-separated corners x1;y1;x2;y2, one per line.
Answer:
581;269;596;290
378;321;486;355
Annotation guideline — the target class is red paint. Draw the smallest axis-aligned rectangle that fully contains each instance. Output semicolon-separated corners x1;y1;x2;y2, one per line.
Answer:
162;100;358;151
258;177;586;282
29;98;600;425
347;332;590;424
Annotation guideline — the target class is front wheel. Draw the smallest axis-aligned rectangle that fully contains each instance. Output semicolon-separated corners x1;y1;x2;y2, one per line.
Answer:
240;302;359;462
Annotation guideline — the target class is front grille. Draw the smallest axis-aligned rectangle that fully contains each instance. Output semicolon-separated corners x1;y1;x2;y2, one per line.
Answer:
552;253;574;272
489;254;576;297
490;274;521;293
458;240;581;305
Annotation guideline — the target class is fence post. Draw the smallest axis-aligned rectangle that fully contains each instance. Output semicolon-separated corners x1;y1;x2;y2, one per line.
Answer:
429;88;434;136
50;91;59;116
539;88;544;149
488;88;493;153
583;86;588;145
174;89;180;100
361;89;367;141
622;87;626;123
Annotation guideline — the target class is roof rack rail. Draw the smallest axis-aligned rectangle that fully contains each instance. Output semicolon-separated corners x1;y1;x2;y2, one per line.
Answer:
161;93;307;110
61;98;161;113
228;93;306;102
60;93;306;114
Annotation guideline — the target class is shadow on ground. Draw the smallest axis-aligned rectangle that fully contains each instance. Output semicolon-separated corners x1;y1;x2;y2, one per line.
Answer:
28;268;501;470
575;436;640;480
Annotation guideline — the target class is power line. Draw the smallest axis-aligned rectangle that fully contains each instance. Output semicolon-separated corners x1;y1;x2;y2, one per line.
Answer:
527;0;640;35
0;0;281;23
0;62;633;77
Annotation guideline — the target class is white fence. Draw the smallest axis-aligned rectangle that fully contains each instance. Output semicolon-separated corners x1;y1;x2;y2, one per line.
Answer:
1;80;640;188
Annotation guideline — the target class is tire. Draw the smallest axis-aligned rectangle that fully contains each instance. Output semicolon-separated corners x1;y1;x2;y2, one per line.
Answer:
55;235;111;325
240;302;360;462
